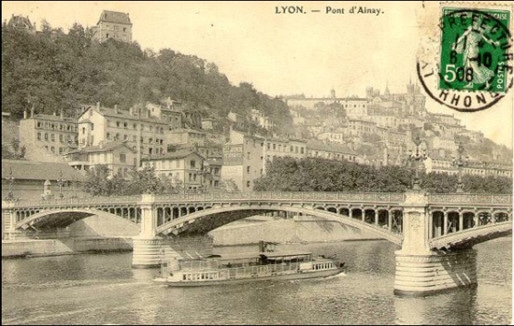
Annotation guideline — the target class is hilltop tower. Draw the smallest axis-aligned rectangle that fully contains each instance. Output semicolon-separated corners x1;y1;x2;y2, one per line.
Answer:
91;10;132;43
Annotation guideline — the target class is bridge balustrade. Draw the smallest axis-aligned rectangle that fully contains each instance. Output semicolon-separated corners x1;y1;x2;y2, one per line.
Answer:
10;196;142;209
152;192;406;203
429;193;512;205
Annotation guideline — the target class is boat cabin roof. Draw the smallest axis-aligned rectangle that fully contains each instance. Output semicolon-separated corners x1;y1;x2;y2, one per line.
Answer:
176;251;313;263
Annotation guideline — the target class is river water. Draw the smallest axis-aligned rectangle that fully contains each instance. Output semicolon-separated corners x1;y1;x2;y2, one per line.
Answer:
2;238;512;325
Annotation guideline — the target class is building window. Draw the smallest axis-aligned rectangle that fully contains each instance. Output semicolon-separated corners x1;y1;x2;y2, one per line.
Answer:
190;160;196;168
273;144;276;150
301;147;305;154
50;134;55;142
37;132;42;140
267;143;270;150
246;181;251;188
247;166;250;173
120;153;126;163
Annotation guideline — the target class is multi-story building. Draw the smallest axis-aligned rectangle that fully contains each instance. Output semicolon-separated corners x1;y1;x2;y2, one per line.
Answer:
91;10;132;43
306;140;358;163
429;112;462;126
342;98;369;118
142;150;206;191
427;136;457;153
19;109;78;162
424;152;512;178
146;102;183;130
64;141;136;178
166;128;207;148
222;129;265;191
347;119;377;138
77;103;168;161
250;109;275;130
203;158;223;190
364;114;400;129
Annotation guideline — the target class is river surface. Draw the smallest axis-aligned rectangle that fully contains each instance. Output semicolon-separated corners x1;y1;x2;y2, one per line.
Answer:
2;238;512;325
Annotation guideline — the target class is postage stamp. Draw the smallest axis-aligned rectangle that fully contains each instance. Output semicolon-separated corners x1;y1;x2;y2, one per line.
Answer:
417;3;513;112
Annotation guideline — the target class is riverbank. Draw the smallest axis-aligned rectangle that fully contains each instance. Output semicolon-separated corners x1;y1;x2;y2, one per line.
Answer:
2;237;132;258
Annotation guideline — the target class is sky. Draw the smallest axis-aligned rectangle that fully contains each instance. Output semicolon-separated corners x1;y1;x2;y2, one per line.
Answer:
2;1;513;149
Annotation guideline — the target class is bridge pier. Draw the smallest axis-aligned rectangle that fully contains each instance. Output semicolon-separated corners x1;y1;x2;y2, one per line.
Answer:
2;200;24;240
394;191;477;296
131;194;214;268
132;194;165;268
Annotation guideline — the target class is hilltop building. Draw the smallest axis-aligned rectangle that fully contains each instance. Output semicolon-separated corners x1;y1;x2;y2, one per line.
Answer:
6;14;36;33
91;10;132;43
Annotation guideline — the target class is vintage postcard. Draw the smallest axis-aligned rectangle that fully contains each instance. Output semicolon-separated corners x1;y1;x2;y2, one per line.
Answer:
2;1;512;325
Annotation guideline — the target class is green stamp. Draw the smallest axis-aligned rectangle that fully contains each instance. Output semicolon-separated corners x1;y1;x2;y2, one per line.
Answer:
439;8;510;93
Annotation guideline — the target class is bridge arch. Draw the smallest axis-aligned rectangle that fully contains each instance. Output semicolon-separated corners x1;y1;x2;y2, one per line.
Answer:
430;221;512;250
15;208;136;231
155;205;403;245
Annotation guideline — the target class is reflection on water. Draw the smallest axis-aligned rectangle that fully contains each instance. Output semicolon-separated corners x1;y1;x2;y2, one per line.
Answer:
2;238;511;325
394;286;477;325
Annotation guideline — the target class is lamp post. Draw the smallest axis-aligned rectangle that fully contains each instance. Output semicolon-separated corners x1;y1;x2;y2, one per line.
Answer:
57;169;66;199
452;142;468;193
408;135;427;191
6;168;15;201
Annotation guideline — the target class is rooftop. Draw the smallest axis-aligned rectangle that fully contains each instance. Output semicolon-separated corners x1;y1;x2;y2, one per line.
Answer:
1;159;86;182
306;140;356;155
143;149;205;161
66;141;134;154
98;10;132;25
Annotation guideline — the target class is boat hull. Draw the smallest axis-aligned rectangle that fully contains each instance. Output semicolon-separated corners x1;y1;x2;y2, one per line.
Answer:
154;268;345;287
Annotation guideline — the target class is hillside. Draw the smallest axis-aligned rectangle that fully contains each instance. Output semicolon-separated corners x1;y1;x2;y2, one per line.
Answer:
1;23;292;133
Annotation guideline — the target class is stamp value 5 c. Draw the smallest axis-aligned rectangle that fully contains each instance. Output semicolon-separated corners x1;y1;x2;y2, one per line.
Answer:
440;8;510;93
417;6;512;112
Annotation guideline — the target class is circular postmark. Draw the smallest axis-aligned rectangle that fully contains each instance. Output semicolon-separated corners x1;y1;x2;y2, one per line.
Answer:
417;8;513;112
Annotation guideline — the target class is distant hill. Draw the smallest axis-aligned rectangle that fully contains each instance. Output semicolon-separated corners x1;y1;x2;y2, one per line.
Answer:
1;22;292;133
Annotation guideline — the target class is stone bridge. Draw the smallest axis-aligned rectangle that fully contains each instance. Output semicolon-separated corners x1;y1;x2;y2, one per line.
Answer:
2;190;511;296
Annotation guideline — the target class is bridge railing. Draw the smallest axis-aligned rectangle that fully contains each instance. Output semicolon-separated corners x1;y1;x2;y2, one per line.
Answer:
7;195;141;209
153;192;406;203
5;192;407;209
7;192;512;210
428;193;512;206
